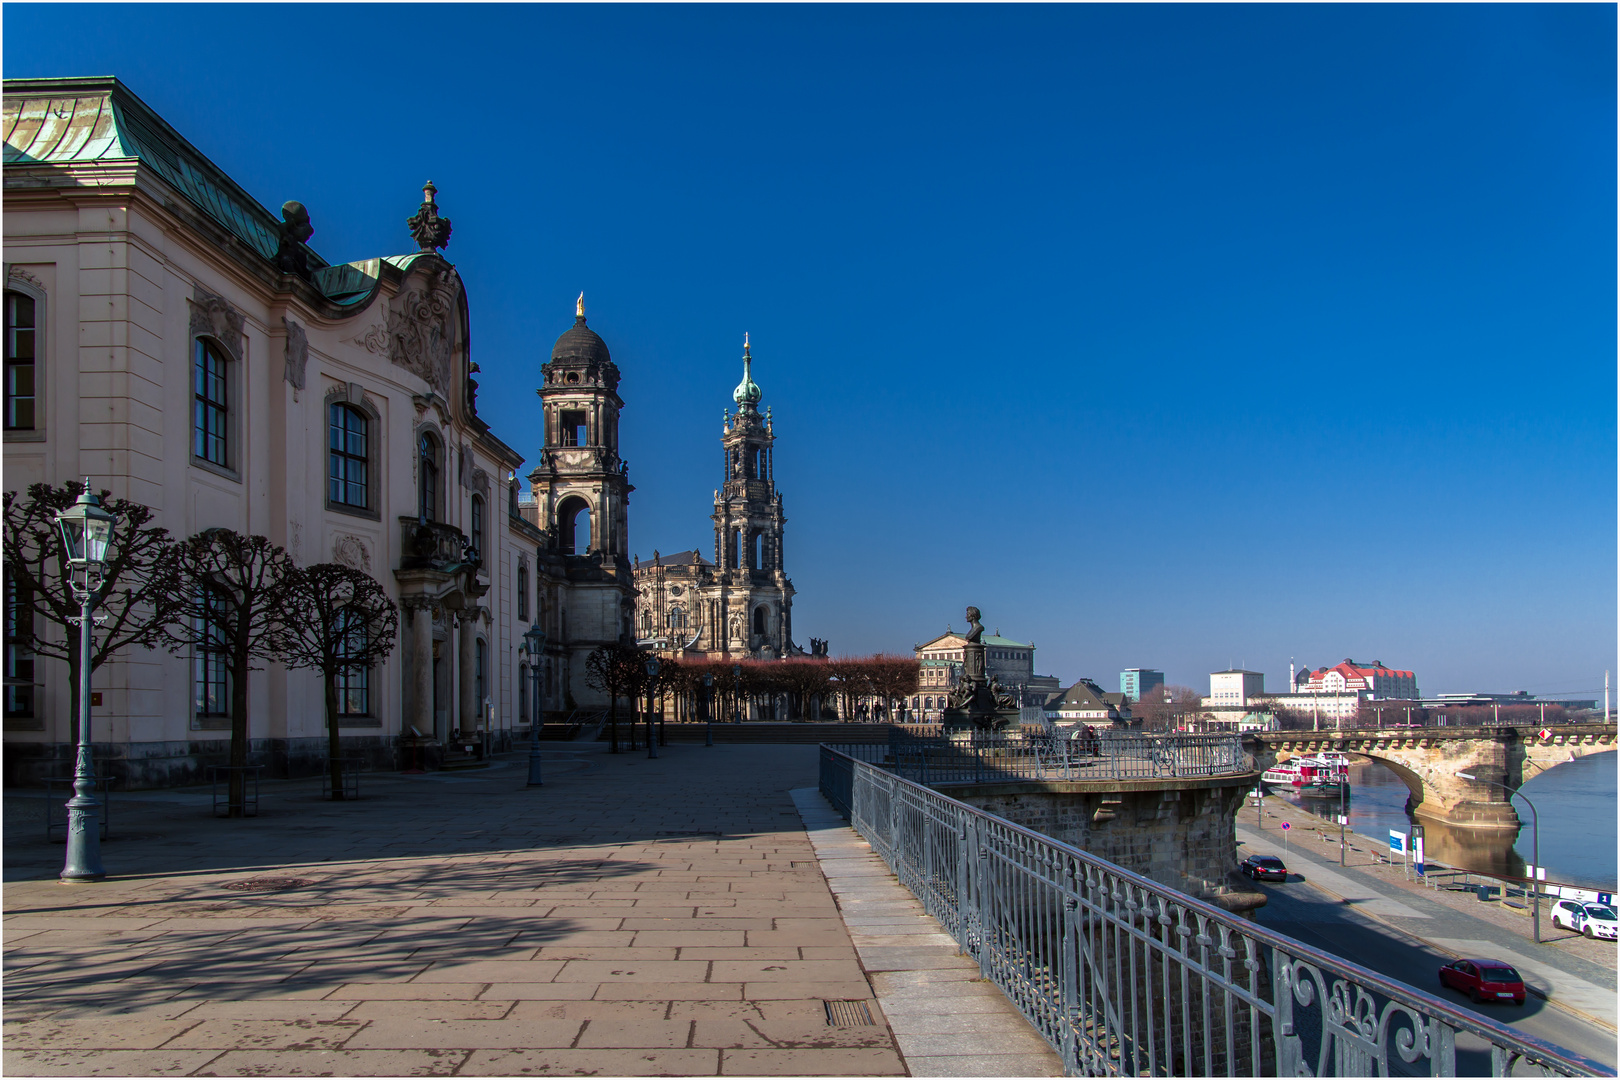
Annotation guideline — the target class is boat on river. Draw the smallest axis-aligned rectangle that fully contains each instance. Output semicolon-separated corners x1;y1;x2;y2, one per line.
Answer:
1262;753;1350;797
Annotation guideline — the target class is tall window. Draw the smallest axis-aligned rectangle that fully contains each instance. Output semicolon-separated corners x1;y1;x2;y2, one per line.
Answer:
328;404;368;507
335;607;369;716
194;587;231;718
470;495;485;559
5;291;36;431
517;562;528;621
193;340;229;466
4;571;34;719
418;433;439;521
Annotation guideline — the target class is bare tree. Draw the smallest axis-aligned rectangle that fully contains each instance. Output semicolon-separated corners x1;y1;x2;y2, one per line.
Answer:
2;481;183;743
276;563;399;799
165;530;297;817
585;642;643;752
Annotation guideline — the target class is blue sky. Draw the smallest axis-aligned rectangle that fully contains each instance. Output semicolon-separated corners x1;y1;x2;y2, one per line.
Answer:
8;4;1614;697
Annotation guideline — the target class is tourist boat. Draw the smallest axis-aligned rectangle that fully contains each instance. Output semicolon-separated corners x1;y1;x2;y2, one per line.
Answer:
1261;754;1350;796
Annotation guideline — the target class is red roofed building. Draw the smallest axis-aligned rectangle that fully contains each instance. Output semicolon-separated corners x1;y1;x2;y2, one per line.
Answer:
1296;659;1420;700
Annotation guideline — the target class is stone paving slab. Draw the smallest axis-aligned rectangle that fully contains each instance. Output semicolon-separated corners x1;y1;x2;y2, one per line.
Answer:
790;787;1063;1077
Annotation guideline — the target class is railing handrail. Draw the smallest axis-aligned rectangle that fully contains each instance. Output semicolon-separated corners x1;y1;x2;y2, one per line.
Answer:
819;743;1611;1078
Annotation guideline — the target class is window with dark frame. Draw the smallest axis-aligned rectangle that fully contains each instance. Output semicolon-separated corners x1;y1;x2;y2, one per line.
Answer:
4;570;34;719
335;607;369;716
5;291;36;431
328;404;369;507
194;587;231;718
193;339;229;465
559;410;587;446
517;562;528;621
418;433;439;520
470;495;485;560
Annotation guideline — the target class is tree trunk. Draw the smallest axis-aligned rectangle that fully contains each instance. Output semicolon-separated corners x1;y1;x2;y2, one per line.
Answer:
609;691;619;753
326;669;344;800
228;649;250;818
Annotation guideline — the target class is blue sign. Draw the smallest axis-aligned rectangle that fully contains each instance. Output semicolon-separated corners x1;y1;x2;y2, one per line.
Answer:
1602;893;1613;906
1280;821;1290;831
1389;830;1407;853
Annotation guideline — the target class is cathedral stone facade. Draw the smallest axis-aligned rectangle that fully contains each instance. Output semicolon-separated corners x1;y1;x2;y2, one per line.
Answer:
633;338;800;660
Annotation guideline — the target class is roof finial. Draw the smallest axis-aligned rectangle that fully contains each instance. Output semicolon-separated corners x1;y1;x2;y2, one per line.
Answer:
744;331;750;354
733;333;762;413
406;181;452;252
576;292;585;320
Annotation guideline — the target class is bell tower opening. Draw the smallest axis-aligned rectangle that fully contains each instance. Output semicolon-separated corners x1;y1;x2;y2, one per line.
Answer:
557;496;592;555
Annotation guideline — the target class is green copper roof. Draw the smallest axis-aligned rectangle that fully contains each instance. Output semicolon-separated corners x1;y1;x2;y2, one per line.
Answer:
4;78;386;308
733;335;762;412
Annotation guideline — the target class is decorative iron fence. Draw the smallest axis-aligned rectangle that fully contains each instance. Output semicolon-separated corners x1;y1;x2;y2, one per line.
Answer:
826;730;1251;786
819;745;1611;1078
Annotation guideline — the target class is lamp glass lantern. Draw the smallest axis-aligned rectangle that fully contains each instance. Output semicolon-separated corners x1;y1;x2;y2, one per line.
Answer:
57;484;118;571
524;623;547;656
645;656;661;679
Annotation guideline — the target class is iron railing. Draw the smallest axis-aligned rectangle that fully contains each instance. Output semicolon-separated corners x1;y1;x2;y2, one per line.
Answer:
819;745;1611;1078
826;730;1251;786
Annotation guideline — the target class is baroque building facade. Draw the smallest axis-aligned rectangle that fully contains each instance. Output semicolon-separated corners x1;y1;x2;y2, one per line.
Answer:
1;77;626;784
632;338;799;660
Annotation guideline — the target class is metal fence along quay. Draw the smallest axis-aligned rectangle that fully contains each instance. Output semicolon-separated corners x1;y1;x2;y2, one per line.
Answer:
851;730;1252;785
818;745;1612;1078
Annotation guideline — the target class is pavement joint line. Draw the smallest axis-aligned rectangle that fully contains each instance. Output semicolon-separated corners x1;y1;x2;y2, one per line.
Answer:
1238;824;1618;1035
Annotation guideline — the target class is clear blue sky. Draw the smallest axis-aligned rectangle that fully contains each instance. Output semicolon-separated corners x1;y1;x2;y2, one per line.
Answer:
8;4;1614;698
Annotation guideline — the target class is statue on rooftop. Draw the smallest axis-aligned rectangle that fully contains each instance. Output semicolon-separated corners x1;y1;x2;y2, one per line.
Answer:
273;200;314;278
407;181;453;252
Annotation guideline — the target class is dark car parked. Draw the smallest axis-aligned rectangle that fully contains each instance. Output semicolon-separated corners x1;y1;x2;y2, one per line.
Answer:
1241;854;1288;881
1439;958;1526;1005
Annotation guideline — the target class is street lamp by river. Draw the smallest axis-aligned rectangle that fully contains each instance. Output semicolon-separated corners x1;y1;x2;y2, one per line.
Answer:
55;481;118;883
523;623;546;786
644;656;660;759
1458;771;1542;944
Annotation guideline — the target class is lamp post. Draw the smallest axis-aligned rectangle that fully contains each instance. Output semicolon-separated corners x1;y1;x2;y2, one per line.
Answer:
524;624;546;786
1459;771;1541;943
644;656;660;759
732;663;742;725
703;672;714;747
54;480;118;883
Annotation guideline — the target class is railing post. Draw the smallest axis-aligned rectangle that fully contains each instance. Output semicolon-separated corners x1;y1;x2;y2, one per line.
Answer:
1060;889;1080;1074
956;814;971;956
975;817;992;980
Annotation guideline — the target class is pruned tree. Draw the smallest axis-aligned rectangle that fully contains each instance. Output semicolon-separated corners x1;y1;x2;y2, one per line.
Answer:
165;530;297;817
276;563;399;800
868;655;921;722
2;480;183;743
585;642;643;752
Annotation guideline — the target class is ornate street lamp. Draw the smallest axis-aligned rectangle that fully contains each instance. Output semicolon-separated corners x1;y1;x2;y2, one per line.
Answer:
1459;771;1541;943
523;623;546;786
732;663;742;725
54;480;118;883
644;656;661;759
703;672;714;747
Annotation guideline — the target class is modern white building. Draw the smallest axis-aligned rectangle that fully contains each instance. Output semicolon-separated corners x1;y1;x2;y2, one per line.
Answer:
1207;669;1266;707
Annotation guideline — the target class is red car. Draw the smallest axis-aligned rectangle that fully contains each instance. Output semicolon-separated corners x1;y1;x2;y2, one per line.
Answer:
1439;958;1525;1005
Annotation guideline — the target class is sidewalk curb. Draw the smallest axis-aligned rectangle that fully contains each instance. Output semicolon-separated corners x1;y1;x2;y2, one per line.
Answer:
1243;831;1619;1035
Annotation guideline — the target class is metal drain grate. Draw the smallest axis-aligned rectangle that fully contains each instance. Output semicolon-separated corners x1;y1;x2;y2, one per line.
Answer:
222;877;318;892
823;999;876;1027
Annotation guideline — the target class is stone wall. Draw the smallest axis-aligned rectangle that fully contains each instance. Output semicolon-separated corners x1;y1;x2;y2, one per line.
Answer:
942;772;1265;913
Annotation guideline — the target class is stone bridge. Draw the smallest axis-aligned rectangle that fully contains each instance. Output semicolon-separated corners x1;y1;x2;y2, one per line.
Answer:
1245;723;1616;830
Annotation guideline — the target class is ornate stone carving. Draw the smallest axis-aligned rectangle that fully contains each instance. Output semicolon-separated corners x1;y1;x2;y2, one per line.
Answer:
387;286;455;393
6;266;44;292
332;534;371;572
405;181;452;252
282;317;308;390
349;323;389;356
189;285;244;361
470;467;490;500
272;200;314;279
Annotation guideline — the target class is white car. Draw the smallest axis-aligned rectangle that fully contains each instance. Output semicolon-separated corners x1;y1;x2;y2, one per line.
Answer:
1550;899;1618;940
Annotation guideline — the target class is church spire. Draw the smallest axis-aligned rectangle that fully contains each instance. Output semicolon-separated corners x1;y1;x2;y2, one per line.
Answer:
733;332;762;413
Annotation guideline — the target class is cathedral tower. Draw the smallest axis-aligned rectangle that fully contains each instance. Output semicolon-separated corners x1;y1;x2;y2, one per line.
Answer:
531;296;637;700
710;335;794;657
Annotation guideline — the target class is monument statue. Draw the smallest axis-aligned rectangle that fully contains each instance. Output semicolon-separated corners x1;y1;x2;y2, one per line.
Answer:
942;605;1019;734
964;606;983;643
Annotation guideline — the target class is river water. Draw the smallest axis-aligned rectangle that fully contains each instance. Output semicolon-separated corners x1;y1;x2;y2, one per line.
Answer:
1267;751;1616;890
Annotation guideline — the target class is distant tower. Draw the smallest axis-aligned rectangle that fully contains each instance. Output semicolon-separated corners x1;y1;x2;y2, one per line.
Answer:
531;296;637;699
710;335;793;657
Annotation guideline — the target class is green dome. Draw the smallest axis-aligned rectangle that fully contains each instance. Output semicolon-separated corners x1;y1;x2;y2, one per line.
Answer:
733;335;762;412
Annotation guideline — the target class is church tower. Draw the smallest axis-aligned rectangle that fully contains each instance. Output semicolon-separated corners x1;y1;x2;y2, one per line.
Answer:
531;296;636;701
710;335;794;657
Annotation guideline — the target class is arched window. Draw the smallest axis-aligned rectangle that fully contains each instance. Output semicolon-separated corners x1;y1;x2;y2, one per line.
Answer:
193;339;230;466
5;291;36;431
641;611;652;636
517;561;528;621
418;432;440;521
470;494;485;560
328;404;368;507
752;605;768;637
751;530;764;570
557;496;591;555
667;606;687;630
336;607;369;716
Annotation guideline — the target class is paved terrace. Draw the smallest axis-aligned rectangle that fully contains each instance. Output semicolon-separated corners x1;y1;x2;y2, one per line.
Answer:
2;743;1058;1077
